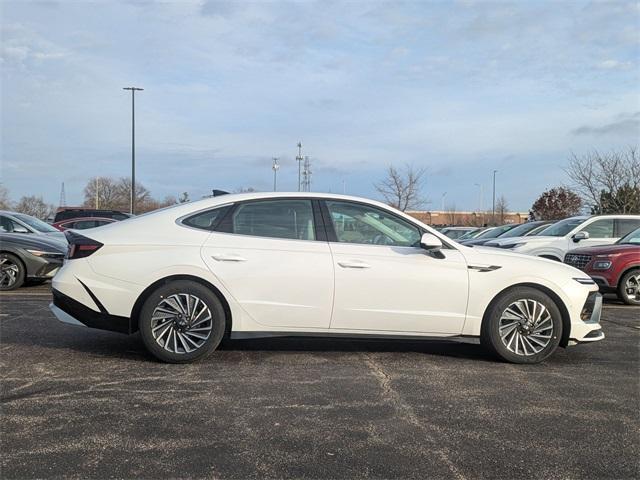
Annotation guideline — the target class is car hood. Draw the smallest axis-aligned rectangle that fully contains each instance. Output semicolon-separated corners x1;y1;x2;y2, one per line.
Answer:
0;233;68;253
567;243;640;255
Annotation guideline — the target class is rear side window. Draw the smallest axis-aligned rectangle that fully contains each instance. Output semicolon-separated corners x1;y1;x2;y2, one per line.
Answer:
232;200;316;240
182;206;229;231
72;220;98;229
580;219;614;238
615;219;640;238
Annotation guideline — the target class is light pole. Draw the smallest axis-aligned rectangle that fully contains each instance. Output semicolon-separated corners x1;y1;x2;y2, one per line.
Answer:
123;87;143;214
272;157;280;191
492;169;498;224
441;192;447;211
474;183;484;225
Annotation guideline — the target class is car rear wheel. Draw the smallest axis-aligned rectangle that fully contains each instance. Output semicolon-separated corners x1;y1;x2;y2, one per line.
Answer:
0;253;25;291
481;287;562;364
139;280;226;363
618;269;640;306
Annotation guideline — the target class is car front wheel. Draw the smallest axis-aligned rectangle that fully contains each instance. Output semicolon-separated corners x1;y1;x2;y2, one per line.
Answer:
481;287;562;364
0;253;25;291
139;280;226;363
618;269;640;306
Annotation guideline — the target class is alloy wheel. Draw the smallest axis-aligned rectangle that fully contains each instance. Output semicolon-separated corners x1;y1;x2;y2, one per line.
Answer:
151;293;213;354
625;273;640;302
499;299;553;356
0;258;19;289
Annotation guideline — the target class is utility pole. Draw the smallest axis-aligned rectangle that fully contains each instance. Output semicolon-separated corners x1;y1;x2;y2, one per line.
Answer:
492;169;498;224
296;142;303;191
441;192;447;211
123;87;143;214
59;182;66;208
272;157;279;191
475;183;484;226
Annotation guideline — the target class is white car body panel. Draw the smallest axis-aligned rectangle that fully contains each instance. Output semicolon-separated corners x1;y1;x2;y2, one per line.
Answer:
50;192;604;347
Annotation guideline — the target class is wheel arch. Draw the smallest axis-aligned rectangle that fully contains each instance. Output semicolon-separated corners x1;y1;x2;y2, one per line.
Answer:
616;264;640;285
129;274;233;336
0;250;27;276
481;282;571;348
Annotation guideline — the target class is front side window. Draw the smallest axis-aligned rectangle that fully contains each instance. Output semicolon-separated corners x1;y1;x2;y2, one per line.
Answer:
232;200;315;241
72;220;98;229
580;219;614;238
325;201;421;246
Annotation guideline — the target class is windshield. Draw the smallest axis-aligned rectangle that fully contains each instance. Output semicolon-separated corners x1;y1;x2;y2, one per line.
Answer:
498;222;541;238
538;217;585;237
477;225;514;239
617;228;640;245
458;229;481;240
13;213;58;233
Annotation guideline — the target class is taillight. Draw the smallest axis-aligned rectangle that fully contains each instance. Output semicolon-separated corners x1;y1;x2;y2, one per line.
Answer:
65;231;103;259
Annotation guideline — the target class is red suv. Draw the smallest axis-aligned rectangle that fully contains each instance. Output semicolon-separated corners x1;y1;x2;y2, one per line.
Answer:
564;227;640;305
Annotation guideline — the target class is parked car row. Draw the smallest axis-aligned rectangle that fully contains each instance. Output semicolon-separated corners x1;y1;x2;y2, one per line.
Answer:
0;208;129;290
442;214;640;305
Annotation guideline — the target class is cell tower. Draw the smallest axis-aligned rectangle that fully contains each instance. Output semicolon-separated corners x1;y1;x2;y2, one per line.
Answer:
59;182;66;207
301;155;312;192
296;142;303;192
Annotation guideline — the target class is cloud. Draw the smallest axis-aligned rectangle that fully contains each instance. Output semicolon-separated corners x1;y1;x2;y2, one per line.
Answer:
572;112;640;137
596;59;633;70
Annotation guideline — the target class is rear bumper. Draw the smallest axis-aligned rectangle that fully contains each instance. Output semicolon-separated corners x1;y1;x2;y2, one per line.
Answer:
50;288;132;334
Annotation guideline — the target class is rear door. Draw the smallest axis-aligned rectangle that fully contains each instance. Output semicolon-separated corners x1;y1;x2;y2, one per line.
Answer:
201;198;334;329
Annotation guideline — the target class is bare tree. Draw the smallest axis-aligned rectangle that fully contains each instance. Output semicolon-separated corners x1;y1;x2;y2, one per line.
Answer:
445;204;457;225
530;187;582;220
178;192;190;203
374;164;426;211
0;184;11;210
495;195;509;223
83;176;120;210
14;195;55;220
565;147;640;214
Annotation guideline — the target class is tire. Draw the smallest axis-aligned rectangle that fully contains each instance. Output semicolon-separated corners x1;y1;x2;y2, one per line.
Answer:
138;280;226;363
481;287;563;364
618;269;640;306
0;253;26;291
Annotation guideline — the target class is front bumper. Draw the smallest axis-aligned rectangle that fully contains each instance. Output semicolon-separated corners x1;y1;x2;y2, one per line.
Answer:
568;292;605;345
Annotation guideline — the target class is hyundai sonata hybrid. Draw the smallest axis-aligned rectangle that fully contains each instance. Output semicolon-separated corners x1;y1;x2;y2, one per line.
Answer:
50;192;604;364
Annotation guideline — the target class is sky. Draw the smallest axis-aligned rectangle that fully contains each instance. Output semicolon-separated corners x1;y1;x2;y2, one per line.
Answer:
1;0;639;212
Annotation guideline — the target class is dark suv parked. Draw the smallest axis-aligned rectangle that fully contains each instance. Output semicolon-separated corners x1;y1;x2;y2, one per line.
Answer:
53;208;131;223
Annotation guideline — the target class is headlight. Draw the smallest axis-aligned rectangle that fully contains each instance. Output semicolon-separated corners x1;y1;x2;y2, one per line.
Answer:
592;260;612;270
26;249;63;258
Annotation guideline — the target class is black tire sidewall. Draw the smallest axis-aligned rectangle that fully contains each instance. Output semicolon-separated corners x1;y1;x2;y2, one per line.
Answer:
139;280;226;363
0;253;25;291
618;269;640;306
483;287;563;364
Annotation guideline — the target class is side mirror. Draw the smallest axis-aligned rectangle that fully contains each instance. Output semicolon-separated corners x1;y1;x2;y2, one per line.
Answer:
420;232;443;251
572;231;589;242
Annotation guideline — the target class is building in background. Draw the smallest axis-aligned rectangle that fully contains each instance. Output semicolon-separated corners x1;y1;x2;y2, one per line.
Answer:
407;210;528;227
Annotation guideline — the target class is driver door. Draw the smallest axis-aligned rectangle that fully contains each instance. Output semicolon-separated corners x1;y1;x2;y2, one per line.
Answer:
323;200;469;334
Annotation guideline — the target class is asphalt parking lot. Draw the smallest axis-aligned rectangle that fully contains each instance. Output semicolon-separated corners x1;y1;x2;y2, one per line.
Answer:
1;284;639;479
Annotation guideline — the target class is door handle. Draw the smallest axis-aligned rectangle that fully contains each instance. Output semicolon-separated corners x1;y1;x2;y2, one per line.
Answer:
338;260;371;269
211;254;247;262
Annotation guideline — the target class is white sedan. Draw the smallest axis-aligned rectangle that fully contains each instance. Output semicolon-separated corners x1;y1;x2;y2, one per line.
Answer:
50;192;604;364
